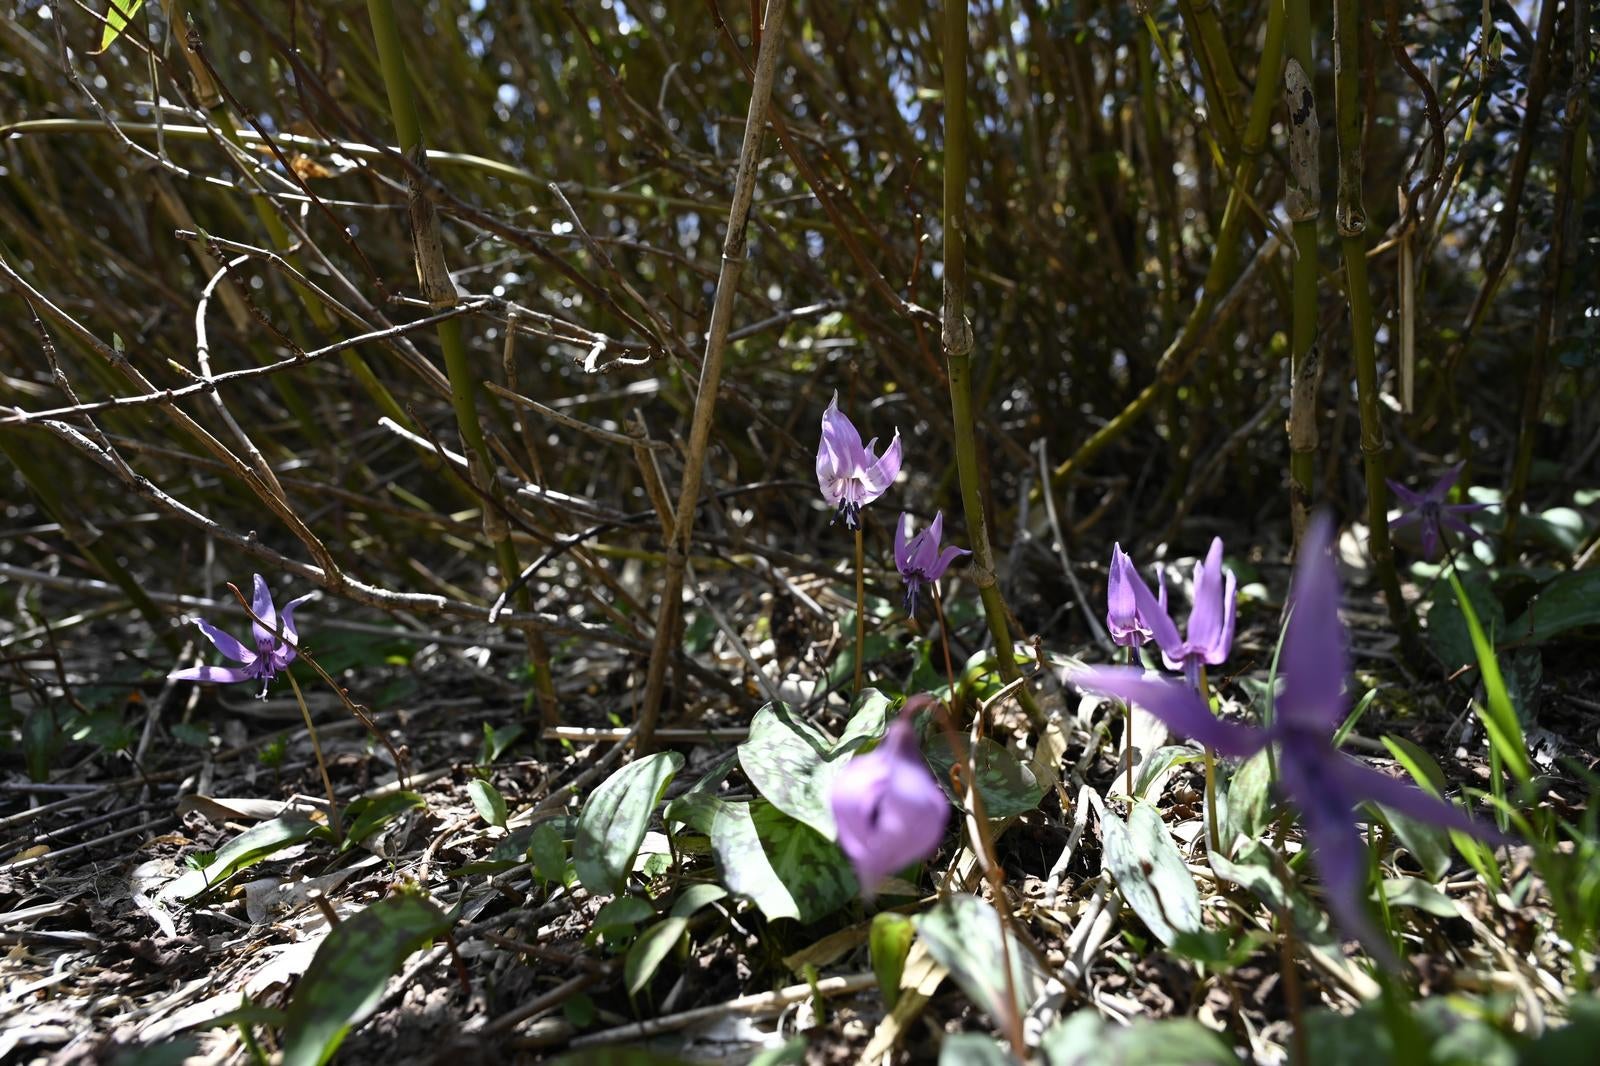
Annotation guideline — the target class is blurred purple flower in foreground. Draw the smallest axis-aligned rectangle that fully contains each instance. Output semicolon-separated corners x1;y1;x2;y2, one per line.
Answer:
830;698;950;897
170;574;313;698
894;511;970;615
816;392;902;529
1073;516;1508;961
1387;462;1491;561
1107;543;1155;649
1118;537;1236;684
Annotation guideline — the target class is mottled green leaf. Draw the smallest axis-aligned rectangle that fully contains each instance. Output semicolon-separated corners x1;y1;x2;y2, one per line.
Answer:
915;894;1046;1027
707;798;798;921
835;688;894;753
668;883;727;919
1379;877;1462;918
163;815;321;901
467;778;508;828
737;703;844;837
1100;801;1203;945
625;916;688;995
750;801;857;922
530;821;567;884
280;893;451;1066
925;734;1045;818
703;799;856;922
1426;575;1503;675
1221;749;1272;855
591;896;654;944
574;751;683;895
341;790;426;853
1508;570;1600;644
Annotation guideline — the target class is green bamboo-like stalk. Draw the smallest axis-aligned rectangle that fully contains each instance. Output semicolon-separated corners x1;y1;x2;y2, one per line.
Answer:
363;0;550;712
940;0;1041;727
1284;0;1321;546
1334;0;1414;646
1045;4;1285;495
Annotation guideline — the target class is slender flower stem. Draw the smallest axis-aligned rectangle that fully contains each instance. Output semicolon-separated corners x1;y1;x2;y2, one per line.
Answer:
286;669;343;843
934;585;960;711
1196;664;1222;855
1124;644;1137;797
928;588;1025;1059
853;522;867;696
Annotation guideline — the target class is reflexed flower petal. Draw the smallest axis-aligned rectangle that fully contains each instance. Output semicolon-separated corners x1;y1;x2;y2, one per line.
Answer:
830;717;950;897
169;576;310;694
1331;757;1512;844
858;431;902;499
1126;559;1183;656
929;543;971;582
249;573;278;650
1386;479;1426;510
193;617;254;664
1424;461;1465;503
1071;666;1268;759
1282;743;1394;966
169;664;257;685
1277;514;1348;732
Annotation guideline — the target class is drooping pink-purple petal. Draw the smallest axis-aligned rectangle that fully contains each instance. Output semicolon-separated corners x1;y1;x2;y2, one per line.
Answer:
170;576;310;696
816;394;899;528
1385;478;1426;510
1330;757;1512;844
894;511;969;615
1126;559;1184;656
829;716;950;897
1423;461;1465;503
858;431;902;498
1277;514;1348;733
193;617;256;665
1281;742;1397;967
1072;666;1268;759
169;664;258;685
249;573;278;651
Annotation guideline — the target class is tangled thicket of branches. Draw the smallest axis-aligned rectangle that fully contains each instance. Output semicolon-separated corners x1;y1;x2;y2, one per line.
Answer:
1;0;1594;708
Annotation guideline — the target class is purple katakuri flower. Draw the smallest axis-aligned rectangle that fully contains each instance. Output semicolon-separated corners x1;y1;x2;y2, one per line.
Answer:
1119;537;1237;684
830;700;951;898
1072;516;1510;962
894;511;970;615
816;392;902;530
1107;543;1156;648
169;574;314;699
1387;462;1492;561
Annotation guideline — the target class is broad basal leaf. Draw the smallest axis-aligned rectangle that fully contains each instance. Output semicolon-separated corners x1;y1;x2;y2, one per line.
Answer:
280;893;451;1066
574;751;683;895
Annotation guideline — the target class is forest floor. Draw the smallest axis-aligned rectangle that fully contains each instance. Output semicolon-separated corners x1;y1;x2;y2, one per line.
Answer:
1;546;1595;1065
